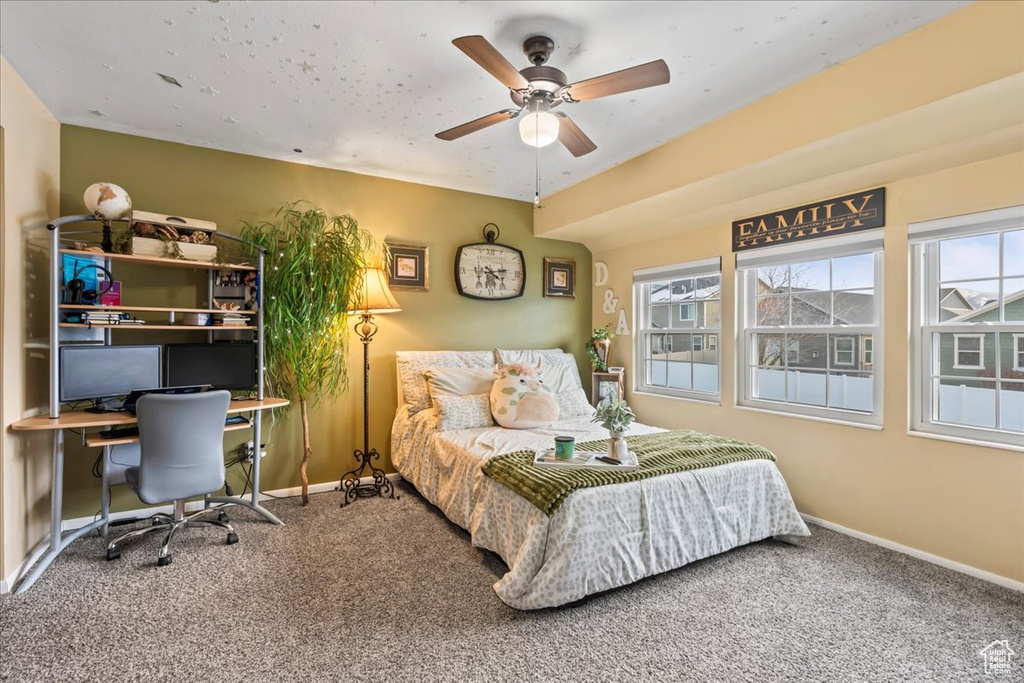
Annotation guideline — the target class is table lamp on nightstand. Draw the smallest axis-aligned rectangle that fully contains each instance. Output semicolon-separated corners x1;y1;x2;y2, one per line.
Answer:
340;266;401;506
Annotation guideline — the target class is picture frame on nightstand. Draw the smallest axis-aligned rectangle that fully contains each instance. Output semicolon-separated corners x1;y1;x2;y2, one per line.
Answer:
592;370;624;407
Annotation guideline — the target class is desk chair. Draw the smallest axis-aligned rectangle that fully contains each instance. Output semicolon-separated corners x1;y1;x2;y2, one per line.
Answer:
106;390;238;566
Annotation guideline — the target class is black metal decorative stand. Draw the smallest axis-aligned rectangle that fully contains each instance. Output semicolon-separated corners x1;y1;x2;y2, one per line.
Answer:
340;312;397;506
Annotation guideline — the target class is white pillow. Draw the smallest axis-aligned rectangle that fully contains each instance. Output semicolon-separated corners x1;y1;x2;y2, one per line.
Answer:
396;350;495;414
424;367;494;400
495;348;565;366
433;394;494;431
556;386;597;420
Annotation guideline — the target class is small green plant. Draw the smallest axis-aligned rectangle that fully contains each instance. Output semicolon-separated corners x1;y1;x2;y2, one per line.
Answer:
592;398;635;434
585;324;615;371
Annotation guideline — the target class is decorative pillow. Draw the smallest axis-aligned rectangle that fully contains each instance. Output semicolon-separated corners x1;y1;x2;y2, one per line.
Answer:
556;386;597;420
433;394;494;431
490;363;560;429
540;361;585;394
424;367;494;400
396;350;496;414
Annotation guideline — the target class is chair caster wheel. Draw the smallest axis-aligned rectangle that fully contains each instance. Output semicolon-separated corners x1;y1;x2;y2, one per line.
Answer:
157;555;172;567
226;532;239;545
218;511;229;523
106;548;121;561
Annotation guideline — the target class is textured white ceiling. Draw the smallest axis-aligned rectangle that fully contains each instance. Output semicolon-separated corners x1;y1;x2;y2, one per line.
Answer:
0;0;967;202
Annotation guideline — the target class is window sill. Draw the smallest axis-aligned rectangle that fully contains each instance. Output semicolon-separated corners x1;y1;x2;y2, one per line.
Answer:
907;429;1024;453
734;403;883;431
632;389;721;407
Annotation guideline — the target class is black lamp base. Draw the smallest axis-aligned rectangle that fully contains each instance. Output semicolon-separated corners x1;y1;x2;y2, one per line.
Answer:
340;447;396;506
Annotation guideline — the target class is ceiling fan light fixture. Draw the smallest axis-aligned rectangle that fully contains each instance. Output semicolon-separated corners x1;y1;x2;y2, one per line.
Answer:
518;109;559;148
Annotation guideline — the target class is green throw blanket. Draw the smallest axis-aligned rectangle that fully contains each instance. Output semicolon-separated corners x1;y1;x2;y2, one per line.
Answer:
482;430;778;516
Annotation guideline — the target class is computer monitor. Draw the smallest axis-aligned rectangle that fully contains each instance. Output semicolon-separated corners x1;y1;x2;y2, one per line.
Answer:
59;345;162;403
164;343;257;391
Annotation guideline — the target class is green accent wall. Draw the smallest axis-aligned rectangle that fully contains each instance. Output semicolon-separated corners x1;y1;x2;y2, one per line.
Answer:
58;125;591;517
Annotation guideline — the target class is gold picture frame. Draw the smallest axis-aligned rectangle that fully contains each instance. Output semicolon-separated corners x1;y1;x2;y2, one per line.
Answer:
385;241;429;292
543;257;576;299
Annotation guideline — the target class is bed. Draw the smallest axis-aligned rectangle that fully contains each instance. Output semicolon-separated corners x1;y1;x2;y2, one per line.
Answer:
391;349;810;610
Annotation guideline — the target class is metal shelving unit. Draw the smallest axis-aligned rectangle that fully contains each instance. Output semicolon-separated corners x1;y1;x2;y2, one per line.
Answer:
47;214;283;520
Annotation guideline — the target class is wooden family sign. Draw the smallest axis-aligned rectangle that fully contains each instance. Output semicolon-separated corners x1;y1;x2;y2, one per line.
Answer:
732;187;885;252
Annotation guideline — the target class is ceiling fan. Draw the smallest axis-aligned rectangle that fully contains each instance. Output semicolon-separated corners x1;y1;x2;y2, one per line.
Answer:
436;35;670;157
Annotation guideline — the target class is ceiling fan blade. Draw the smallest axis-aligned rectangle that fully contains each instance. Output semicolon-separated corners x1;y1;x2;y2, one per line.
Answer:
562;59;670;102
436;110;518;141
555;113;597;157
452;35;530;91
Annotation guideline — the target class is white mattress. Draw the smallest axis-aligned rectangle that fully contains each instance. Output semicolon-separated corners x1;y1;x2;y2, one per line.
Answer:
391;407;810;610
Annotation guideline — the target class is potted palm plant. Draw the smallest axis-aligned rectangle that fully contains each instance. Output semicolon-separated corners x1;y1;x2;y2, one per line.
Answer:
241;202;377;505
592;398;635;460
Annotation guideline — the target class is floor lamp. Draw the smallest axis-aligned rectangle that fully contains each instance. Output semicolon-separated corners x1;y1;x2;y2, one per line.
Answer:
340;266;401;506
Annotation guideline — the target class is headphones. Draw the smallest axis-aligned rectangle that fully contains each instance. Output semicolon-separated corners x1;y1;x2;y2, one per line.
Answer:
66;261;114;305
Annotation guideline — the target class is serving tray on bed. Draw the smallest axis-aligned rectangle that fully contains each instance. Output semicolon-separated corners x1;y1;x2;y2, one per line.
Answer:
533;449;639;472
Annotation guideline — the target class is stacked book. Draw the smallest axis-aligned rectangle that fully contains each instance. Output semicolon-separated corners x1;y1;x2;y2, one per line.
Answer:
64;311;143;326
212;312;248;327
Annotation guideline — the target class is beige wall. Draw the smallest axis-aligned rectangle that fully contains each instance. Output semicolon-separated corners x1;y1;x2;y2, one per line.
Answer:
0;57;60;583
591;153;1024;584
57;125;592;520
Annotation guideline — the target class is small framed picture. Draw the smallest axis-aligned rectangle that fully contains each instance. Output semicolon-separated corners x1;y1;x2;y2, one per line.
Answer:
543;258;576;299
592;371;624;407
385;241;429;291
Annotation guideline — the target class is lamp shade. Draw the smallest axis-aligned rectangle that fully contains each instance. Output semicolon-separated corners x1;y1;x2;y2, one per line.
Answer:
519;110;560;148
348;266;401;315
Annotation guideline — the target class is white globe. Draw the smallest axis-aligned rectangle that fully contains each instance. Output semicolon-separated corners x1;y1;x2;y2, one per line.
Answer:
83;182;132;220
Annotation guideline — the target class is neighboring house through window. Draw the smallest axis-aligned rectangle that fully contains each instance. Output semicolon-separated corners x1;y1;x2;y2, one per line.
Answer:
909;205;1024;447
634;257;722;401
736;232;884;424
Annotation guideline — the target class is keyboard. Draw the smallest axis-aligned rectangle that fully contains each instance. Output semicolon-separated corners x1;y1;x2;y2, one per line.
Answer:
98;416;249;440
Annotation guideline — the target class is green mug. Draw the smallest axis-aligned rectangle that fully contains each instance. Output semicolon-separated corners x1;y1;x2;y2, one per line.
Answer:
554;436;575;459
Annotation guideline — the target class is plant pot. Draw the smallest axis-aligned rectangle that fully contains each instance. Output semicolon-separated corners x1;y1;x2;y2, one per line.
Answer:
608;430;628;460
594;338;611;369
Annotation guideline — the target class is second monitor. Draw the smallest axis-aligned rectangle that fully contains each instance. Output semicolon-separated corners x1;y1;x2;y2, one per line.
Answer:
164;342;257;391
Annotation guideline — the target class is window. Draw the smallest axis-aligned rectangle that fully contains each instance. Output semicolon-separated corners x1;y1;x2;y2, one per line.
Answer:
953;334;984;369
634;257;722;401
910;205;1024;447
834;337;856;366
737;233;883;424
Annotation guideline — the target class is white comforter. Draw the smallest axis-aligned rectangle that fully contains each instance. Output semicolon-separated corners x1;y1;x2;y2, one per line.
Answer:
391;407;810;610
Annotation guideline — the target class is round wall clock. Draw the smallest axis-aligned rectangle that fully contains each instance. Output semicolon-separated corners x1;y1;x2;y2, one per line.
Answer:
454;223;526;300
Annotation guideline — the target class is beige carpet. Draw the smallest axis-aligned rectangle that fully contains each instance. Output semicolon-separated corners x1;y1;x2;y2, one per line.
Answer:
1;481;1021;682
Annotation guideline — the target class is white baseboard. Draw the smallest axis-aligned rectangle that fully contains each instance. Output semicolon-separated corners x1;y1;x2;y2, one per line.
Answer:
0;473;403;594
800;513;1024;594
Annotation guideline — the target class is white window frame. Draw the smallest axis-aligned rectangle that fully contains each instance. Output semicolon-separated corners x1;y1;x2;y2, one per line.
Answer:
952;334;985;370
679;303;695;321
693;335;704;352
862;337;874;367
909;205;1024;449
1014;334;1024;372
834;337;856;366
708;335;718;351
736;233;884;426
634;257;722;402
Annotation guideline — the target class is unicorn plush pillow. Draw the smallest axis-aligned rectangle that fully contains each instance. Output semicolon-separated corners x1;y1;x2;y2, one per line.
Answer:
490;362;560;429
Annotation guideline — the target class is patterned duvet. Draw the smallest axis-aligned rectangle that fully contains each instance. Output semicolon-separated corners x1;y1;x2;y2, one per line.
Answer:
391;407;810;610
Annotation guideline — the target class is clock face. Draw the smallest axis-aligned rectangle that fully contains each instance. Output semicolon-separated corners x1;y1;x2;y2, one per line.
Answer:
455;243;526;300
